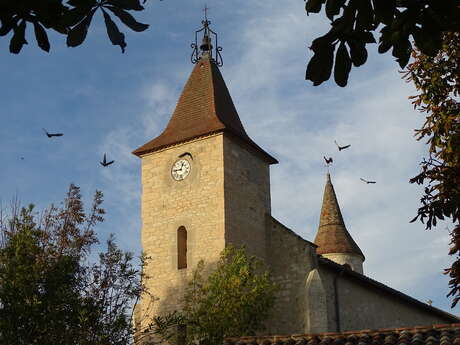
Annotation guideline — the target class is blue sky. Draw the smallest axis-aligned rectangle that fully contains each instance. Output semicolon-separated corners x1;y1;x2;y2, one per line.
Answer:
0;0;458;315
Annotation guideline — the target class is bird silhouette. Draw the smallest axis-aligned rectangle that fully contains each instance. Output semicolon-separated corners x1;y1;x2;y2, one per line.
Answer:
334;140;351;151
43;128;63;138
100;153;115;167
323;156;333;165
360;178;376;184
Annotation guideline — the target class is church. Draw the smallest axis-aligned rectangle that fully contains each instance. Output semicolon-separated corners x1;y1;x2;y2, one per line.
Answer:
132;18;458;337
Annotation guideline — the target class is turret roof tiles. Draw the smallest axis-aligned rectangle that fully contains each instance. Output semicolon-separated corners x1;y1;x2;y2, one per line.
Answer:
314;173;364;259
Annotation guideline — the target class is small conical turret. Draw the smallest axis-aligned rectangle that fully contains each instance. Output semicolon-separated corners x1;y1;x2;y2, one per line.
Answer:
314;173;365;274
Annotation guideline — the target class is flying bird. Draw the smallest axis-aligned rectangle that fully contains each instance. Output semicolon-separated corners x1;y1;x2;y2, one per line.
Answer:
360;178;376;184
334;140;351;151
43;128;63;138
323;156;333;165
100;153;115;167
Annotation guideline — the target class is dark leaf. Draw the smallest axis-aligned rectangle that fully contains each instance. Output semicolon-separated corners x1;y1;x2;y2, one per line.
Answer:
106;0;144;11
51;23;69;35
326;0;345;20
435;209;445;220
102;9;127;53
372;0;395;25
392;37;411;68
61;7;90;27
356;31;376;43
306;36;335;85
339;3;357;34
306;0;324;14
0;16;15;36
356;0;374;30
412;27;442;56
33;21;50;52
310;31;337;53
378;39;392;54
67;8;97;47
105;6;149;32
348;40;367;66
409;214;419;223
334;41;352;87
67;0;97;8
10;19;27;54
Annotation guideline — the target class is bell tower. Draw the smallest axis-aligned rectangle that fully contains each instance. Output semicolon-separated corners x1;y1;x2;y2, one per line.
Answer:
132;16;277;321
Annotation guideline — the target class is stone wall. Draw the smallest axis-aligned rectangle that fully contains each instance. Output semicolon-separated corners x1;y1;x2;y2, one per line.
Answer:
322;253;363;274
138;133;227;323
318;262;455;332
138;132;274;327
266;217;318;335
223;135;272;261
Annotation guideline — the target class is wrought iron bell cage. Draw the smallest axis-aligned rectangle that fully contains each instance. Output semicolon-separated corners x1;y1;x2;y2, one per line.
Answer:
191;17;223;67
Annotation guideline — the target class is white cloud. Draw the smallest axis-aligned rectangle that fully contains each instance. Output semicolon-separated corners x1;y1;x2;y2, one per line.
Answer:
140;80;181;139
96;80;180;252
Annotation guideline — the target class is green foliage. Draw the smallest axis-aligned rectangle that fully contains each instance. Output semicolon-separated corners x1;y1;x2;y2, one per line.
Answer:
179;246;278;345
0;184;148;345
0;0;149;54
144;311;186;345
305;0;460;86
403;32;460;307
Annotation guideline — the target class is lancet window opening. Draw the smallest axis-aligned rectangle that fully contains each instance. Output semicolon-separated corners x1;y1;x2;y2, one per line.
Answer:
177;226;187;269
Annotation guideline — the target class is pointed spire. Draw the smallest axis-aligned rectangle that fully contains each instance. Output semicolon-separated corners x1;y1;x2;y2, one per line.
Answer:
133;13;277;162
133;52;277;164
314;173;364;260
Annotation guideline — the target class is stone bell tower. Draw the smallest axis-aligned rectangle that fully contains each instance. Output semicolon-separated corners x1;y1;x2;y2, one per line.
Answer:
132;16;278;321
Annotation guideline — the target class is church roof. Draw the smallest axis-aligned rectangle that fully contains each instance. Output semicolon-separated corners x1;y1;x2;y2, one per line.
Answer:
132;55;278;164
224;322;460;345
318;257;458;322
314;173;364;260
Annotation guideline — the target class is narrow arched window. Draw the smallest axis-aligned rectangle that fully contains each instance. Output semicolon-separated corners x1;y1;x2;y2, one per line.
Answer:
177;226;187;269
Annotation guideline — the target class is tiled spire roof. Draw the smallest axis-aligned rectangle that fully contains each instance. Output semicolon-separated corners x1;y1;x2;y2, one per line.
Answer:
132;55;277;164
314;173;364;259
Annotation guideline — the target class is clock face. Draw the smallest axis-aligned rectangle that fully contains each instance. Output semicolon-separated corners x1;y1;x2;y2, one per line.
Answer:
171;159;191;181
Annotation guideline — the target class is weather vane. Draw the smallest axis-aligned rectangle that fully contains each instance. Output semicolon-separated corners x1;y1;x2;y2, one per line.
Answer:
191;6;223;66
323;156;333;173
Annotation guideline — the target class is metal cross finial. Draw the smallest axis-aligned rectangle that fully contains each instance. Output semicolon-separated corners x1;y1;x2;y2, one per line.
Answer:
203;4;209;21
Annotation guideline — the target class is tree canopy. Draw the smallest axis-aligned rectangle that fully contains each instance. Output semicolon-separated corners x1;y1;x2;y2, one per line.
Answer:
0;0;149;54
403;32;460;307
153;246;278;345
0;185;148;345
305;0;460;86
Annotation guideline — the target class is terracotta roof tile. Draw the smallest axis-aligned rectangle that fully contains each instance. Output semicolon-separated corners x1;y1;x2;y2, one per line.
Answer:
132;55;277;164
314;173;364;259
224;324;460;345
